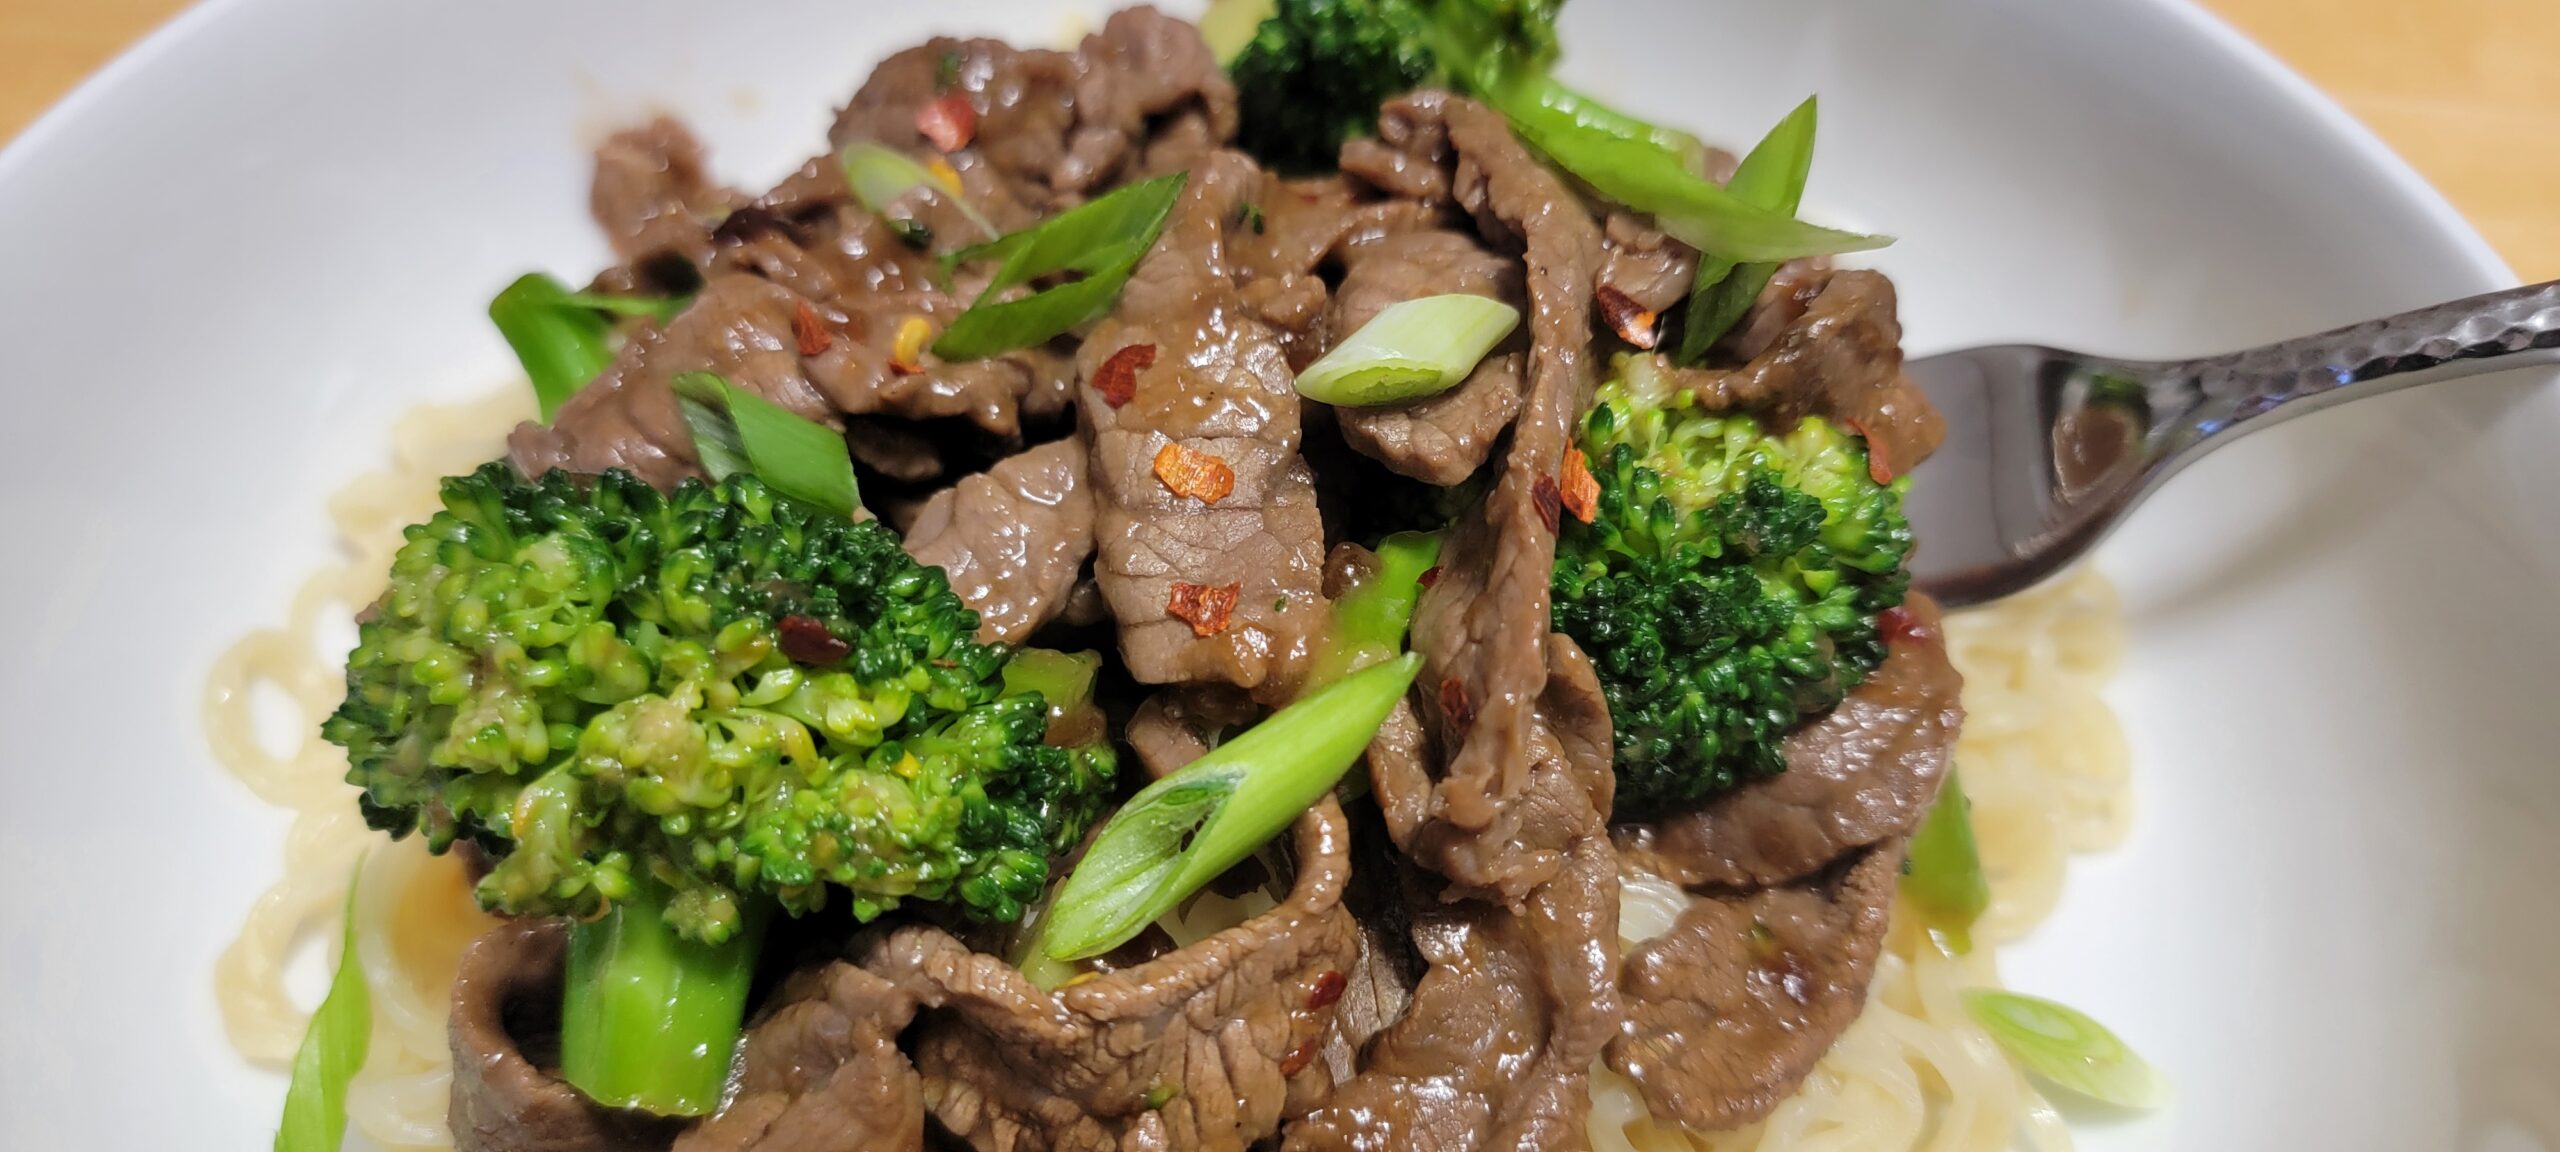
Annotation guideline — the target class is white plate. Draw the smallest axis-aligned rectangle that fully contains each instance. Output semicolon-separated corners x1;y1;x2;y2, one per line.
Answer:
1;1;2553;1148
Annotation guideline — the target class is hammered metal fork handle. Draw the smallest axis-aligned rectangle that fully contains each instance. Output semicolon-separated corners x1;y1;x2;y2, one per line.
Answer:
2142;278;2560;458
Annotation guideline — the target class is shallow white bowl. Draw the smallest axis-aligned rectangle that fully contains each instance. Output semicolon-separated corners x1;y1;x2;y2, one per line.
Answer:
0;1;2552;1148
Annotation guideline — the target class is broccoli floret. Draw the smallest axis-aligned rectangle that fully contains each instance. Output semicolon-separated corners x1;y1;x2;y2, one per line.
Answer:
1229;0;1563;172
325;463;1116;944
1552;357;1912;817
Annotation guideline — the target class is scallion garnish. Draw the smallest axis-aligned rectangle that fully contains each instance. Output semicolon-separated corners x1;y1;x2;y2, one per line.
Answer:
1964;989;2168;1109
1295;294;1520;406
1674;96;1818;363
490;274;612;422
1492;83;1885;264
840;141;997;241
671;372;860;518
1902;769;1990;954
932;171;1188;361
560;289;693;325
489;274;692;421
272;860;370;1152
1029;652;1421;969
1312;531;1442;689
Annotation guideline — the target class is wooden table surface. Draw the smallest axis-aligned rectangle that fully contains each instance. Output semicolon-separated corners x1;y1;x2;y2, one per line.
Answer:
4;0;2555;278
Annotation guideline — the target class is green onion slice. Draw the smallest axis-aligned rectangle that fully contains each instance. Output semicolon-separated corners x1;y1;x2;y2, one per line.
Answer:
1903;769;1990;954
671;372;860;518
1311;531;1443;689
933;171;1188;361
841;141;998;241
1492;82;1887;264
1675;96;1819;363
273;859;371;1152
1964;989;2168;1109
561;289;692;325
490;274;692;421
490;273;614;423
1296;295;1520;407
1033;652;1421;966
1513;78;1720;178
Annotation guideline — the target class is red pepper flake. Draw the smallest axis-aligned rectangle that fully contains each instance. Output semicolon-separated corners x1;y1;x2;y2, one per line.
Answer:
1307;970;1347;1010
1559;447;1599;524
792;299;832;357
1167;581;1241;637
1843;417;1895;484
915;92;978;152
1153;442;1236;505
1878;605;1935;646
1438;677;1475;734
1595;284;1660;350
1417;566;1442;589
1530;474;1562;535
777;615;851;665
1093;342;1156;408
1279;1038;1321;1078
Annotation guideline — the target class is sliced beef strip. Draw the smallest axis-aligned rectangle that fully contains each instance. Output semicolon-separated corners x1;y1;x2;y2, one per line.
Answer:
1606;839;1906;1133
1716;257;1826;362
865;797;1360;1152
1224;175;1452;372
593;117;742;278
676;963;928;1152
1365;93;1606;899
1062;6;1241;194
511;272;840;490
831;7;1233;216
1327;229;1529;485
1619;597;1962;889
1596;213;1698;323
845;417;946;483
1300;637;1621;1152
1124;683;1259;779
449;920;682;1152
1671;268;1947;478
901;439;1098;644
512;231;1061;492
1078;149;1329;698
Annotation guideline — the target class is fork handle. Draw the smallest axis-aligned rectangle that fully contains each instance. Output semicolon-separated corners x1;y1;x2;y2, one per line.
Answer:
2138;278;2560;457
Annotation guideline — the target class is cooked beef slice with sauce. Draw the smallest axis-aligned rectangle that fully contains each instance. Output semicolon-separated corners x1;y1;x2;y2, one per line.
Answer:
829;7;1235;216
521;8;1236;493
1595;212;1699;325
864;798;1361;1152
1619;596;1963;889
1607;840;1906;1133
1078;149;1329;697
1345;93;1607;900
674;962;929;1152
448;921;683;1152
901;438;1098;644
592;117;741;280
1125;683;1261;780
1301;636;1621;1152
1326;229;1529;485
1670;267;1947;477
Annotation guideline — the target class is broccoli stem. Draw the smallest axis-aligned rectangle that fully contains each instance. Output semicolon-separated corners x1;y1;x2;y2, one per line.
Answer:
1312;530;1443;689
559;882;767;1117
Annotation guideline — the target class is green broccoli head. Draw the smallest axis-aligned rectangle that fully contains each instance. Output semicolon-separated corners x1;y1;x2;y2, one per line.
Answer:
1552;357;1913;818
1229;0;1563;172
323;463;1116;942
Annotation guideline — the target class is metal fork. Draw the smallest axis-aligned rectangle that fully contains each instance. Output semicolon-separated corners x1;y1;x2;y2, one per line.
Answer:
1902;279;2560;607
